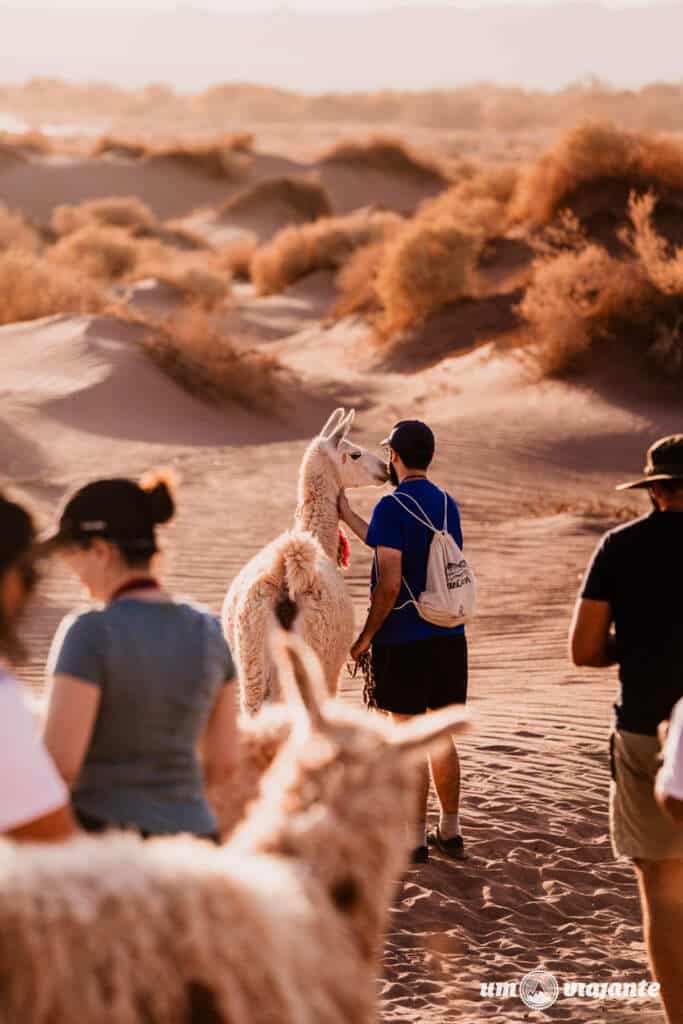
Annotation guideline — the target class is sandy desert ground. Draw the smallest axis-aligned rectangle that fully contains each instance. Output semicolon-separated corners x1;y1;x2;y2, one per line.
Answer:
1;120;679;1023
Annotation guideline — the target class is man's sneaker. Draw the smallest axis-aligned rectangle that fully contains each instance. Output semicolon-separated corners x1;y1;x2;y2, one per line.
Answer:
426;827;465;860
410;844;429;865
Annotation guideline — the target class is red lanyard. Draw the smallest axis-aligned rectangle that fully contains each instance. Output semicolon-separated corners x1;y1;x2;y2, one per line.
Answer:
109;577;161;603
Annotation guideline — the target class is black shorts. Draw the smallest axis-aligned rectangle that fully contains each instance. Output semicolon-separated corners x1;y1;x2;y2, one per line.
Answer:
370;633;468;716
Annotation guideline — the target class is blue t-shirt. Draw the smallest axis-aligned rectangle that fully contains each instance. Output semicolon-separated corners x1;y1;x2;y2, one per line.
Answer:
48;598;235;836
366;478;465;646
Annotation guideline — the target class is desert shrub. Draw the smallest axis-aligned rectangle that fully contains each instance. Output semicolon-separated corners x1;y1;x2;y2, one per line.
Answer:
330;241;387;319
251;209;402;295
376;221;481;334
0;205;40;252
135;262;231;310
91;135;147;159
0;250;104;325
520;195;683;377
220;177;333;222
0;130;51;157
512;121;683;225
214;236;258;281
142;308;284;412
49;225;142;280
52;197;157;237
150;133;254;178
318;135;448;184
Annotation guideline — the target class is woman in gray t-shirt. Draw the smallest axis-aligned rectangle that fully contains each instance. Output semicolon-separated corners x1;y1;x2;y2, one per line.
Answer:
42;472;237;839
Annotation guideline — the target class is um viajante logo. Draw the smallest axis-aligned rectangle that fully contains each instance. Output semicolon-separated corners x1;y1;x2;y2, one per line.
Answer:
479;973;660;1006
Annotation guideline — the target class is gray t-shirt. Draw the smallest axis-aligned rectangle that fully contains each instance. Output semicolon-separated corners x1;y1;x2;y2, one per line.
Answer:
48;598;235;836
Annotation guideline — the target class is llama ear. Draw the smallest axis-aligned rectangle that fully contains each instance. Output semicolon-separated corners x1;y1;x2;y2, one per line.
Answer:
391;706;471;761
320;408;346;441
269;625;328;731
328;408;355;448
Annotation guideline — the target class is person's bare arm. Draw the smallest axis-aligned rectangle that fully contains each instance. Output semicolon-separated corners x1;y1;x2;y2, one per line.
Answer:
655;786;683;824
43;675;100;787
338;490;370;544
351;546;402;659
200;681;239;788
569;599;617;668
7;804;79;842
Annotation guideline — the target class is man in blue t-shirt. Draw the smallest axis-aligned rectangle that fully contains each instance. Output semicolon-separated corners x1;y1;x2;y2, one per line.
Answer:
339;420;467;864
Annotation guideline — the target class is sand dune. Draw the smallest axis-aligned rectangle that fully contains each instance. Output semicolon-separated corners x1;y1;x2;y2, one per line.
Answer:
2;127;678;1024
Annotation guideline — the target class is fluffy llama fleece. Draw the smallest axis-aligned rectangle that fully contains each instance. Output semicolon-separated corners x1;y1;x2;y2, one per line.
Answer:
223;408;387;714
0;633;469;1024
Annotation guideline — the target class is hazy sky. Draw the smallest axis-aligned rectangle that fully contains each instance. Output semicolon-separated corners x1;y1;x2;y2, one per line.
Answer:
0;0;667;8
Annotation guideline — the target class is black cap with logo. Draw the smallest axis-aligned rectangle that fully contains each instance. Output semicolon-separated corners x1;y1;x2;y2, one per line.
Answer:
380;420;435;467
40;477;173;553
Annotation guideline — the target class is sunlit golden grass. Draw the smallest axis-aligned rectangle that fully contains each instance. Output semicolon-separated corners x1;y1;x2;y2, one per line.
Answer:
90;135;147;159
131;259;231;310
318;134;448;184
419;165;518;236
0;130;52;158
220;177;333;222
0;205;40;252
519;192;683;377
142;307;285;412
375;221;481;335
214;236;258;281
512;121;683;226
52;197;157;237
330;241;387;320
251;209;402;295
0;250;105;325
149;133;254;178
49;225;145;280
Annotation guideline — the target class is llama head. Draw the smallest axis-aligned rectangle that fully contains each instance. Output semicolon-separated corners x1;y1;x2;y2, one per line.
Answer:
318;408;388;489
239;628;470;960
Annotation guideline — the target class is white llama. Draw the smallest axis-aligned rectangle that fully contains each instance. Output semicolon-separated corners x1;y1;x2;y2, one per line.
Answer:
0;629;470;1024
223;408;387;714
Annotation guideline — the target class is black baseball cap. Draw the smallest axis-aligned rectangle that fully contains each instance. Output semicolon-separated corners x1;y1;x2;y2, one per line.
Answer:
380;420;435;465
616;435;683;491
40;478;166;553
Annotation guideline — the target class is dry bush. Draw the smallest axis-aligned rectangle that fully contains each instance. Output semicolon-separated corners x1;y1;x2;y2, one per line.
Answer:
0;205;40;252
52;197;157;237
91;135;147;159
623;191;683;294
251;209;402;295
512;121;683;226
133;261;231;310
0;250;104;325
220;177;333;222
0;130;51;157
142;308;283;412
376;222;481;334
149;133;254;178
318;135;448;184
49;225;143;280
520;196;683;378
214;236;258;281
330;241;386;319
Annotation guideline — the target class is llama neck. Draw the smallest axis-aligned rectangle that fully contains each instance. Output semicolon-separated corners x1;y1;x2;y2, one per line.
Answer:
239;743;413;961
295;447;340;560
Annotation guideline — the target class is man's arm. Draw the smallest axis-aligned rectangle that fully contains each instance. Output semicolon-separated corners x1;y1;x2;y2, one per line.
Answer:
339;490;370;544
655;705;683;824
569;598;617;667
351;547;402;659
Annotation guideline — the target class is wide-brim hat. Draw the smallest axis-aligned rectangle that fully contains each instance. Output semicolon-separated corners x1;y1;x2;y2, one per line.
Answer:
616;434;683;491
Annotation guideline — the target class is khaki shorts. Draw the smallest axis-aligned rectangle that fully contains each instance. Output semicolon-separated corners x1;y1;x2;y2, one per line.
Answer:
610;729;683;861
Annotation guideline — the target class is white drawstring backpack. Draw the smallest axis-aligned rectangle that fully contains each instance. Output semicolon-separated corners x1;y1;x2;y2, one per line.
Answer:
388;490;476;628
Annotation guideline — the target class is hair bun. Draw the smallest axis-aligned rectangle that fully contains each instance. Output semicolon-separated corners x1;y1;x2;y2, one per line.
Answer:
139;469;176;526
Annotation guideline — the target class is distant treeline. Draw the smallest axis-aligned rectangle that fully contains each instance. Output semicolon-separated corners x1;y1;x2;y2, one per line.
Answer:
3;78;683;134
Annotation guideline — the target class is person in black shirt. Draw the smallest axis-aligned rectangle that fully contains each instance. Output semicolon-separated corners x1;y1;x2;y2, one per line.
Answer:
570;435;683;1024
